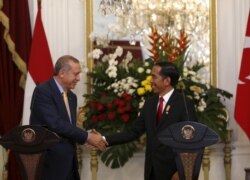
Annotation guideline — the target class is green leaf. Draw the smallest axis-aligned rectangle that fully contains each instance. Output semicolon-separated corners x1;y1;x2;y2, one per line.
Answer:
99;142;137;169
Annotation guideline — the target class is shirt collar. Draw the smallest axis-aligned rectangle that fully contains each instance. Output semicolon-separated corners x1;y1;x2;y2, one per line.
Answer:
161;88;174;103
53;77;64;94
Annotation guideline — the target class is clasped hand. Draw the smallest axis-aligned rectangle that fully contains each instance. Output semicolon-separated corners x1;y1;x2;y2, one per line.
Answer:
85;129;108;151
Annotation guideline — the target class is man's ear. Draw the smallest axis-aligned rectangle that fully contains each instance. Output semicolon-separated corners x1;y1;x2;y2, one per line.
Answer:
58;69;65;78
164;77;171;86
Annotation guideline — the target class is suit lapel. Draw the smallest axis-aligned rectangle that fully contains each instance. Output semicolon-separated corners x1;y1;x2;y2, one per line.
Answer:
67;92;76;125
48;78;72;123
150;96;159;129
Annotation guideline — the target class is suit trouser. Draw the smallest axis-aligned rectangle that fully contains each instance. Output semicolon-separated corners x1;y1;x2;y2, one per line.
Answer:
149;160;177;180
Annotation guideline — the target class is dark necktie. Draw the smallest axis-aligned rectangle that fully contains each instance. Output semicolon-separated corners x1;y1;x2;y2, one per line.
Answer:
156;97;164;124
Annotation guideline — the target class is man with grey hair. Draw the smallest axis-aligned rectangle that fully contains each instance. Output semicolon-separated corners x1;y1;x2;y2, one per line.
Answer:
30;55;107;180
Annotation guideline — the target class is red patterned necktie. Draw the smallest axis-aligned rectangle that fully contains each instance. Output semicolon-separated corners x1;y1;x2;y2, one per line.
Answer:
156;97;164;124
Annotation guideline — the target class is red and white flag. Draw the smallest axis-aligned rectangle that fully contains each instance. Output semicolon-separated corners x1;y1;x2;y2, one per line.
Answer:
22;3;54;125
235;11;250;139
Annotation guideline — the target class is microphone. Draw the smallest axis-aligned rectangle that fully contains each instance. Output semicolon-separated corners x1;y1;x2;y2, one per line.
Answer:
180;85;190;121
30;87;37;110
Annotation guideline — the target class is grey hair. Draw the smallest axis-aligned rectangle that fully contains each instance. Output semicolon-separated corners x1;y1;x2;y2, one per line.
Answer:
54;55;79;75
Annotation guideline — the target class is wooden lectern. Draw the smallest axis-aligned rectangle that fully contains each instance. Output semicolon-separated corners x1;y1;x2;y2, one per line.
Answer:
158;121;219;180
0;125;60;180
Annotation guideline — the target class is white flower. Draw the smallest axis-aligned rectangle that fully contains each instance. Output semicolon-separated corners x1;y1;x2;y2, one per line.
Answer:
193;92;200;100
106;76;138;96
197;106;205;112
102;55;109;62
95;34;110;47
137;67;145;73
109;71;117;78
128;89;135;95
191;76;198;82
183;71;188;77
123;84;130;90
110;53;118;60
127;76;134;83
144;62;150;67
108;58;118;66
89;33;110;47
183;67;188;73
139;98;145;109
106;66;117;78
111;83;118;88
92;49;103;59
146;69;151;74
115;46;123;57
132;83;138;88
188;70;196;76
121;51;133;72
197;98;207;112
126;51;133;62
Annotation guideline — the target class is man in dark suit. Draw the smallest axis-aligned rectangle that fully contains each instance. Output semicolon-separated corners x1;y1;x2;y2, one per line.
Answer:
29;55;107;180
104;61;197;180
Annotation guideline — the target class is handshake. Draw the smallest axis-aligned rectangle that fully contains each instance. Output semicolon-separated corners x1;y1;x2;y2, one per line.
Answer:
85;129;108;151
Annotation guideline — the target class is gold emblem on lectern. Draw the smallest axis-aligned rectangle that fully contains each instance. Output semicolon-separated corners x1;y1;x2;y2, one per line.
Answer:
21;128;36;143
181;125;195;140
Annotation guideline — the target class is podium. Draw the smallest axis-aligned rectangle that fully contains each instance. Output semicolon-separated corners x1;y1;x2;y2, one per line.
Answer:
0;125;61;180
158;121;219;180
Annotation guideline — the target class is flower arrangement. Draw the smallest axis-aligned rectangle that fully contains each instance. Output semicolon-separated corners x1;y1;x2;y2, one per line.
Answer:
83;28;232;169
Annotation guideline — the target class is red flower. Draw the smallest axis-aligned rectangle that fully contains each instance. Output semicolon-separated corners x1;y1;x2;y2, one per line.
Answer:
124;104;132;111
121;114;129;122
106;103;113;109
114;99;120;105
121;93;132;101
117;107;125;114
101;92;107;98
166;53;175;62
90;101;96;109
96;102;104;111
91;115;98;123
98;114;106;121
107;112;116;120
114;99;125;106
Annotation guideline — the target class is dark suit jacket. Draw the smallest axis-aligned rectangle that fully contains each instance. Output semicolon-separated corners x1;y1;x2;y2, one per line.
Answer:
29;78;88;180
106;90;197;180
